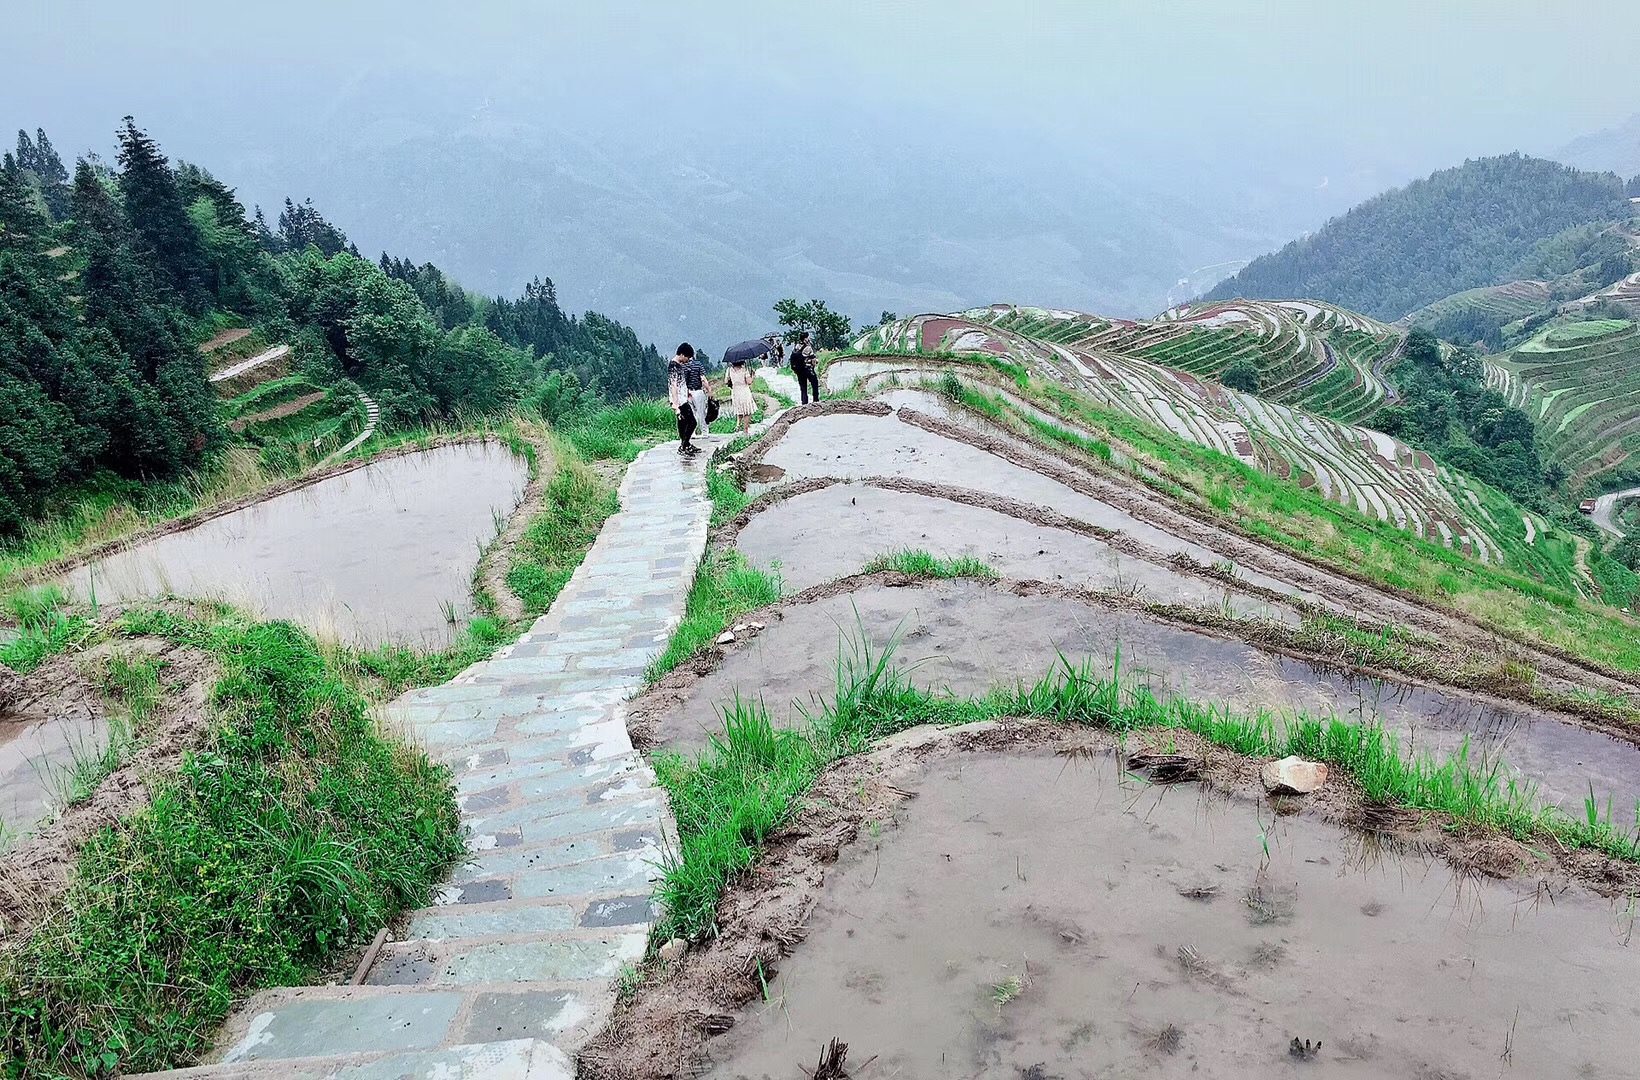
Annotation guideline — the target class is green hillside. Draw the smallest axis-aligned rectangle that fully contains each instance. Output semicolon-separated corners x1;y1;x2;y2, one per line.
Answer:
1204;154;1631;320
0;121;665;539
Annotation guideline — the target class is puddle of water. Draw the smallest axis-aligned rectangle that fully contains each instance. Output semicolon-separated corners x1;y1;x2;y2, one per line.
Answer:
64;443;528;647
0;707;104;837
734;481;1295;624
760;412;1316;605
657;582;1640;822
823;359;919;393
706;751;1640;1079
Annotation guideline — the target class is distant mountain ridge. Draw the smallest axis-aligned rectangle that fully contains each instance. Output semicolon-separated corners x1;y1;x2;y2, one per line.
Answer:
1557;112;1640;179
1201;154;1631;321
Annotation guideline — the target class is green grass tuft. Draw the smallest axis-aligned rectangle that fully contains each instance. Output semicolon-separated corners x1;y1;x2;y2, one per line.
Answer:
644;552;782;682
861;548;997;579
506;465;619;615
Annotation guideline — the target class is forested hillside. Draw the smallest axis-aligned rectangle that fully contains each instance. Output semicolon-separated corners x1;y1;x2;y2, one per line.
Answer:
0;119;662;536
1203;155;1632;319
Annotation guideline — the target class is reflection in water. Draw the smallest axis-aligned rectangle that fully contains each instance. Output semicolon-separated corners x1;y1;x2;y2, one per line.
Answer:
64;442;528;647
1274;656;1640;827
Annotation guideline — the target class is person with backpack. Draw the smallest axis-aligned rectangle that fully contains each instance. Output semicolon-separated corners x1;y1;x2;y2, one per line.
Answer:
790;330;820;404
668;343;709;455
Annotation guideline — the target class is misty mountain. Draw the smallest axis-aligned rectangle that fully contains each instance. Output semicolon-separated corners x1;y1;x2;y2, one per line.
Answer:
1557;112;1640;179
196;74;1372;350
1201;154;1631;320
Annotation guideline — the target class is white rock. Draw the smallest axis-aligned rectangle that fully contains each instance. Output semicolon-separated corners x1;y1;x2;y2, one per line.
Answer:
715;630;736;645
658;937;687;963
1261;756;1328;795
749;621;766;631
731;623;749;634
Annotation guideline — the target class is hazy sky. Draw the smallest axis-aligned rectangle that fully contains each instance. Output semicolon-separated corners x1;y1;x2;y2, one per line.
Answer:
10;0;1636;174
6;1;1637;339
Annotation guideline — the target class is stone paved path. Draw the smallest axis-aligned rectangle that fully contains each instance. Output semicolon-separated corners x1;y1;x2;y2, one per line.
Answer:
154;444;710;1079
324;392;380;462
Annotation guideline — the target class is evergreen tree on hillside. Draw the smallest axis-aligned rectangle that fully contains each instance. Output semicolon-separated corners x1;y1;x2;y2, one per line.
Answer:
278;197;349;257
72;161;219;474
177;163;280;314
116;117;211;308
13;128;71;220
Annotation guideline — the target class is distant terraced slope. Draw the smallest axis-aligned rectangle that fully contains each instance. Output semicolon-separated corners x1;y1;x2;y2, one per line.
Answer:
966;299;1403;427
1487;317;1640;491
1402;280;1554;330
853;309;1550;572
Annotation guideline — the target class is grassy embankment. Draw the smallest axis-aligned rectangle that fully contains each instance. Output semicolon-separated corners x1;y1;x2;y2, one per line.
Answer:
0;606;463;1077
652;627;1640;944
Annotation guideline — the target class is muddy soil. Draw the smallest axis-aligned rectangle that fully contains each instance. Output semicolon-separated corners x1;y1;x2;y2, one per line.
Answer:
702;750;1640;1080
63;443;528;647
823;360;923;393
732;481;1297;623
757;411;1317;606
228;391;327;432
637;580;1640;821
0;636;215;933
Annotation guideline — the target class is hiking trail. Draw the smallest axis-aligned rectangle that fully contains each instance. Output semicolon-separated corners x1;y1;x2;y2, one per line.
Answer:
157;443;712;1079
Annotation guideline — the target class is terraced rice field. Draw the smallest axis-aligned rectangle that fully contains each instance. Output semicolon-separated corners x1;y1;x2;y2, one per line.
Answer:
945;300;1403;426
851;310;1534;570
596;374;1640;1080
1401;279;1553;330
1487;318;1640;491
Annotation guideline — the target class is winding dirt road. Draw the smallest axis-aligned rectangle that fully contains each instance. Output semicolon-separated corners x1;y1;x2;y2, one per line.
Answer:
1591;485;1640;538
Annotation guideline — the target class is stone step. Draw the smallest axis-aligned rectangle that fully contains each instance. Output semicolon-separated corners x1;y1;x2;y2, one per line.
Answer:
365;932;646;988
145;1035;572;1079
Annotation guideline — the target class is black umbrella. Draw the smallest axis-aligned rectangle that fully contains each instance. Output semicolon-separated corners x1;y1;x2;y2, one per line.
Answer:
722;338;773;365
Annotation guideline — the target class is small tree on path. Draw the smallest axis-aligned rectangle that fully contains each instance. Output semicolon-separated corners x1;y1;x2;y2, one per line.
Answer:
773;298;854;350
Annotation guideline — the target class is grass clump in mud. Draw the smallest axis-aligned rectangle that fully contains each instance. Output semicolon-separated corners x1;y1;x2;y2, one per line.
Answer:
0;586;97;675
47;651;166;809
652;634;1640;944
861;548;997;580
0;608;462;1077
645;552;782;682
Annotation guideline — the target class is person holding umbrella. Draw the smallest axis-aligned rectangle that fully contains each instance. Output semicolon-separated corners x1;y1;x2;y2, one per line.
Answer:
722;337;774;434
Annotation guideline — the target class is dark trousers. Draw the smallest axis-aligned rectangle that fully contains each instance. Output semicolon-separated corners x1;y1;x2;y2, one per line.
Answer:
676;403;696;447
793;362;820;404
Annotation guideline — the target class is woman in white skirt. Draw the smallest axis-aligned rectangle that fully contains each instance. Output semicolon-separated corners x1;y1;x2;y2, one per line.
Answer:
727;356;757;433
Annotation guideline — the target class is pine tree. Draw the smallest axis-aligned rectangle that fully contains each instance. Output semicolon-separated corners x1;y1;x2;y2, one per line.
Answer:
115;116;210;307
252;205;283;253
31;128;71;219
13;131;37;173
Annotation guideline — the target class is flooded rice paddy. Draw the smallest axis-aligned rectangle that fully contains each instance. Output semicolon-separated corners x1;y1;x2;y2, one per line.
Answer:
705;750;1640;1079
654;581;1640;823
65;443;528;647
758;411;1316;605
733;481;1298;623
